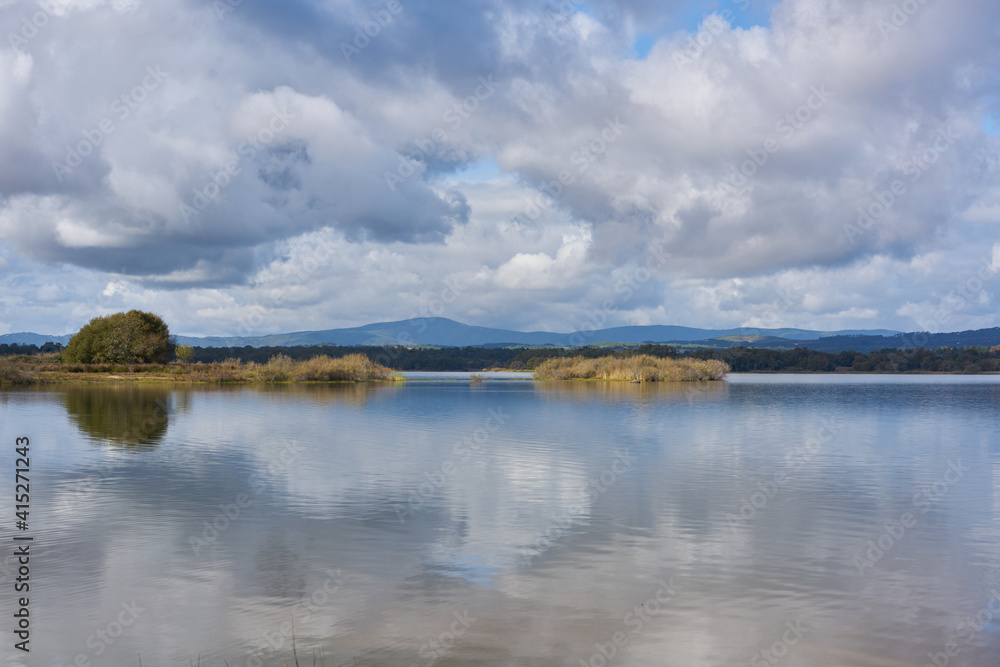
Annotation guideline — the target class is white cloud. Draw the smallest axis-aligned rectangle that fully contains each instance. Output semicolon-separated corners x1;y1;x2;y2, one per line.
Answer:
0;0;999;335
494;227;591;290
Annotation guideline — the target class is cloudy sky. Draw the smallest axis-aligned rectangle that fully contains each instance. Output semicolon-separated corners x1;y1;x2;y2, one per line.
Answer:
1;0;999;337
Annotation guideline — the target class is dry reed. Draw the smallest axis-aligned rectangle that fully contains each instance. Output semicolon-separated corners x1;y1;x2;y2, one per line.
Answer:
532;355;729;382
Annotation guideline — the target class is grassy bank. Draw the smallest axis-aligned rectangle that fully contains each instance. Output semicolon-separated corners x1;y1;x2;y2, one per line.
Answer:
0;357;34;385
0;353;401;385
533;354;729;381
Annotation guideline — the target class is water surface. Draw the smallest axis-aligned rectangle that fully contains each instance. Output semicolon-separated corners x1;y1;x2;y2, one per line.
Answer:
1;375;998;666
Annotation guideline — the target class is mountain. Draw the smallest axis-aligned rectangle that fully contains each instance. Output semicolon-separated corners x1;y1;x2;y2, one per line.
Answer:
157;319;901;348
6;319;1000;352
0;332;73;346
0;318;905;349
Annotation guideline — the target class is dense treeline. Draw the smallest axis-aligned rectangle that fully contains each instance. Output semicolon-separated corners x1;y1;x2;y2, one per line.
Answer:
684;346;1000;373
181;343;1000;373
0;342;63;357
183;343;663;370
5;340;1000;373
185;344;525;369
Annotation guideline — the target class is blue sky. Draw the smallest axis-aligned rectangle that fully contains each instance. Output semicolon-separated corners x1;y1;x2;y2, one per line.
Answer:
1;0;999;337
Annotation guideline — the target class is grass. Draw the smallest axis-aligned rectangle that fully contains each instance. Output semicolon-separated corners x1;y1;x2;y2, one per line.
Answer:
174;353;404;383
0;353;402;385
532;354;730;382
2;353;729;384
0;356;34;385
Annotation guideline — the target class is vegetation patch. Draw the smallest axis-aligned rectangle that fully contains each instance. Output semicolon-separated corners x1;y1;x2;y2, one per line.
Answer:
250;353;399;383
0;357;34;385
533;354;729;381
63;310;173;365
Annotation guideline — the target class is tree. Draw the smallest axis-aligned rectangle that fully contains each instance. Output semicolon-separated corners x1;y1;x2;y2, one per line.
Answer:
175;344;195;363
63;311;173;364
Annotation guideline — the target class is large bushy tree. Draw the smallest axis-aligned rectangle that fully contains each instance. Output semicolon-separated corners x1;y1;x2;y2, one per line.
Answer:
63;310;173;364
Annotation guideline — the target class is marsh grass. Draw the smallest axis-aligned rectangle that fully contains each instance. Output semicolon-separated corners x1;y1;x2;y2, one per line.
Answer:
177;354;400;383
0;353;400;384
0;356;34;385
533;354;729;381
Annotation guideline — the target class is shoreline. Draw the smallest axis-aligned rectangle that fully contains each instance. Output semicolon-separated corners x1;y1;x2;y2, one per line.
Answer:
4;361;1000;388
4;369;1000;387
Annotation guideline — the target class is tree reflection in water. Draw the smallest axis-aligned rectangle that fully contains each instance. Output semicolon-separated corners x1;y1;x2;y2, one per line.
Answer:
63;386;183;448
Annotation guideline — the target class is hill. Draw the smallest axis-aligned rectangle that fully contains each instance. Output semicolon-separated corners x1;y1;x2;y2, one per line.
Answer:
0;317;949;351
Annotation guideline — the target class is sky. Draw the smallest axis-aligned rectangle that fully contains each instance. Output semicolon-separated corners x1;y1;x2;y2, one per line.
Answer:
1;0;999;338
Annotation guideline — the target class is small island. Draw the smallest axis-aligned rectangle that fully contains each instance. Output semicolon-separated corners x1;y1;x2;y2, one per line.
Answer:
533;355;729;382
0;310;401;385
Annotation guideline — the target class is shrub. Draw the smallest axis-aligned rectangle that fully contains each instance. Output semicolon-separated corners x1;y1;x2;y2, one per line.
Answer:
293;354;396;382
64;311;173;364
0;358;34;385
188;358;245;383
257;354;296;382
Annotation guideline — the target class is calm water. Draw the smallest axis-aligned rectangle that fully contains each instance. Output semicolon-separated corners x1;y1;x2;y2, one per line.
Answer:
1;375;999;666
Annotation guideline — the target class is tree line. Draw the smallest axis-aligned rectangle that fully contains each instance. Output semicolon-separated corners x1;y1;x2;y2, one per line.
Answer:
5;309;1000;374
0;342;64;356
117;341;1000;373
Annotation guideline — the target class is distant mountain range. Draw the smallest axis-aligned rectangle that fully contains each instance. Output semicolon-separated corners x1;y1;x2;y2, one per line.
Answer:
0;332;76;346
4;317;999;352
0;317;903;348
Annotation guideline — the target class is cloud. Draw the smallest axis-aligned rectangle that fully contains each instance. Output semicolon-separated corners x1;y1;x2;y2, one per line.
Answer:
494;227;592;289
1;0;999;334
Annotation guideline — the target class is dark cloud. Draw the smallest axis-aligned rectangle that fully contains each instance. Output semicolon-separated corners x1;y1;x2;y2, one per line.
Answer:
1;0;1000;334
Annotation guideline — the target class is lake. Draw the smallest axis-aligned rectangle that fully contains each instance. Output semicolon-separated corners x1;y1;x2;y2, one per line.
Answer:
1;374;999;666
